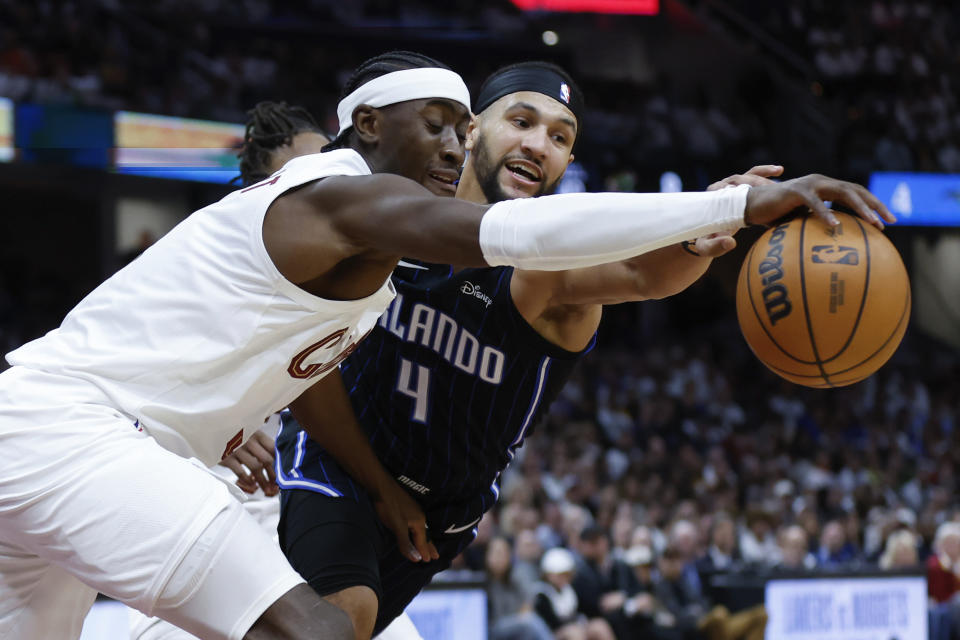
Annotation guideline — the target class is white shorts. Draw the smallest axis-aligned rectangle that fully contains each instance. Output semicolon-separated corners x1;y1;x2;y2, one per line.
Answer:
130;469;283;640
0;367;304;640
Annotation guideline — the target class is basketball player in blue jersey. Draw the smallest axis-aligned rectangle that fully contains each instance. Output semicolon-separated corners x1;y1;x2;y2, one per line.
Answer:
272;61;876;639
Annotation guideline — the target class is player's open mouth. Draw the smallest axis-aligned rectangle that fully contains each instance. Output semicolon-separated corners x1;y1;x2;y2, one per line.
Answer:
427;170;459;194
505;161;542;184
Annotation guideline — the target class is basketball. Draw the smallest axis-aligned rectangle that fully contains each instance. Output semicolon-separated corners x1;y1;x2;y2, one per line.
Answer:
735;212;911;388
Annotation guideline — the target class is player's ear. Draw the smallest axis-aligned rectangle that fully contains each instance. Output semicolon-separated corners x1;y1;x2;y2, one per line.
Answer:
464;115;479;152
567;152;575;167
352;105;380;145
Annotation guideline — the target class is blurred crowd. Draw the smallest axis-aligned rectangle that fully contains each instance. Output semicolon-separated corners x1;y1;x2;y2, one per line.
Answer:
717;0;960;177
5;0;956;187
0;0;808;190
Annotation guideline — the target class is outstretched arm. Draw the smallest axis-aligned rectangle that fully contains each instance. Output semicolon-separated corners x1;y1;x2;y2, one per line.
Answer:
509;166;862;350
274;171;893;282
514;165;786;309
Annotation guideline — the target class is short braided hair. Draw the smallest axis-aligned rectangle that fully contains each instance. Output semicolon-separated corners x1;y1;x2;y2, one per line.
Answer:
325;51;451;150
237;101;323;186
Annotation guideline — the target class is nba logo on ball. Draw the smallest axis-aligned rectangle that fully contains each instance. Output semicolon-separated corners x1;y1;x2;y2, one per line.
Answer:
559;83;570;104
811;245;859;265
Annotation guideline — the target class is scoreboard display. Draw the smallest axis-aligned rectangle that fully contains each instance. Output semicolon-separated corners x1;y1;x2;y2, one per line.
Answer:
509;0;658;14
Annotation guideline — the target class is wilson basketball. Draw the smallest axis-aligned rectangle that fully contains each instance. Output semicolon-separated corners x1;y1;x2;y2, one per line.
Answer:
735;212;910;388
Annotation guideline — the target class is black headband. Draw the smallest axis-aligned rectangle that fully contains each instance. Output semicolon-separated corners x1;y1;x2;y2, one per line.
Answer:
474;67;584;130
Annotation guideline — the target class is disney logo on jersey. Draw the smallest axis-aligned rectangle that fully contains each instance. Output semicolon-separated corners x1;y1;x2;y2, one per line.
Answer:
287;327;370;380
460;281;493;308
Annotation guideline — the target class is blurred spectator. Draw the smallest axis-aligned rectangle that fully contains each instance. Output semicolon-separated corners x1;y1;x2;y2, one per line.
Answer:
878;529;919;570
652;545;711;637
773;525;817;572
621;545;684;640
738;510;778;566
696;513;742;574
512;529;544;597
928;522;960;603
653;545;767;640
816;519;860;568
486;536;553;640
532;548;616;640
571;525;637;632
667;519;705;598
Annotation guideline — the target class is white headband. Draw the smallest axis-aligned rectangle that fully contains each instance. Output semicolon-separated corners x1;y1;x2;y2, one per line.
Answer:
336;67;471;136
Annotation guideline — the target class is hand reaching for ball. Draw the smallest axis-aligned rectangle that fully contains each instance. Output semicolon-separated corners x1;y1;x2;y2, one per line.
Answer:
744;173;896;230
690;164;789;258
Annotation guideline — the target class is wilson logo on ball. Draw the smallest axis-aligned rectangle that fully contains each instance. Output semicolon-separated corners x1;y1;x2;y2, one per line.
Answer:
811;245;859;265
758;222;793;325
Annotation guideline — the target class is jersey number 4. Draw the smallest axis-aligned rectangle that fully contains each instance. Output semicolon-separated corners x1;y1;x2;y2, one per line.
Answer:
396;357;430;423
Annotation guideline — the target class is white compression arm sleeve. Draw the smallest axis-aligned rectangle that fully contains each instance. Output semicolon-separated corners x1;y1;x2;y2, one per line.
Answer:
478;183;749;271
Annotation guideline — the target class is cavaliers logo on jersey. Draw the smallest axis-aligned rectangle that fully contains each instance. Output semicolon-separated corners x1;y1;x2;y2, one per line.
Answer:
287;327;371;380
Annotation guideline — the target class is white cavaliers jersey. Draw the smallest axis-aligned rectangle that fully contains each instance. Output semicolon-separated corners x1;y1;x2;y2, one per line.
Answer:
6;149;395;466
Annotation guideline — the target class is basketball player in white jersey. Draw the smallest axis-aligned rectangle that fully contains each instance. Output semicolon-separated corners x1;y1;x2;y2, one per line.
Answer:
127;103;426;640
0;47;892;640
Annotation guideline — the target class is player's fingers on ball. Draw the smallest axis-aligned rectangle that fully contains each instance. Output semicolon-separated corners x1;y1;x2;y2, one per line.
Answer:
807;175;875;225
857;183;896;223
799;188;838;227
836;183;883;228
427;541;439;561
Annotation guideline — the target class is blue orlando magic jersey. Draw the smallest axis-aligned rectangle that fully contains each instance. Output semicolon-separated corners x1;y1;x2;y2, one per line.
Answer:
277;260;592;531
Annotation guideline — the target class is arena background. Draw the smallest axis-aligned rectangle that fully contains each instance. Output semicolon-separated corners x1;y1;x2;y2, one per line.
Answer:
1;1;959;639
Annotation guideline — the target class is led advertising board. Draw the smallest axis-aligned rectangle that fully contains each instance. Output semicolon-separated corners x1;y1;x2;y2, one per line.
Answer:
115;111;243;184
869;172;960;227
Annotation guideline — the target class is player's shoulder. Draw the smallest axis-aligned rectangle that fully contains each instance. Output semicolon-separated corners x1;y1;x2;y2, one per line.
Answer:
282;148;370;177
295;164;431;215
